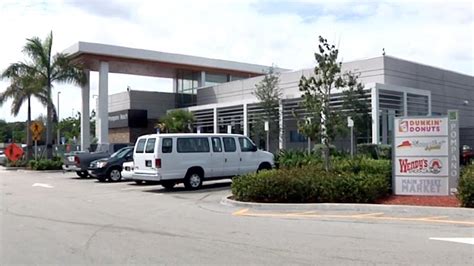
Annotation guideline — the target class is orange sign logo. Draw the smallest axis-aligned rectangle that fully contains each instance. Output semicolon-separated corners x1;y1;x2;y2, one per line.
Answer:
4;143;24;162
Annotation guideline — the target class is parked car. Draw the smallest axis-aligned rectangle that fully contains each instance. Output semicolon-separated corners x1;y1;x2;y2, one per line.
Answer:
461;145;474;165
121;161;135;180
132;133;274;190
0;150;6;166
88;146;134;182
63;143;130;178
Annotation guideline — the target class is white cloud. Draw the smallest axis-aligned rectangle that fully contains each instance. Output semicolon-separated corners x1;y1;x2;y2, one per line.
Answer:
0;0;472;122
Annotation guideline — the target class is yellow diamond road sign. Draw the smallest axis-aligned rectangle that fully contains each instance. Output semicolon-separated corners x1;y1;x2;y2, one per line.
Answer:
30;121;44;135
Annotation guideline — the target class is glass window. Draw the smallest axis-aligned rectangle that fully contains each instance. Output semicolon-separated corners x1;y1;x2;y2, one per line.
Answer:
239;137;255;152
223;137;236;152
177;138;210;153
111;147;132;158
212;137;222;152
145;138;156;153
135;139;146;153
290;131;307;143
162;138;173;153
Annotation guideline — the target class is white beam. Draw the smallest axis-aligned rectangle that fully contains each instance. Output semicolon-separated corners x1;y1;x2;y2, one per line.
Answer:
98;61;109;144
278;100;285;150
371;86;379;144
81;70;90;151
243;103;248;136
213;107;218;134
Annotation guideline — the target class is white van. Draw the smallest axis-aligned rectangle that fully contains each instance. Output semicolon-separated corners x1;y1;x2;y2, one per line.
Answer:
132;133;274;189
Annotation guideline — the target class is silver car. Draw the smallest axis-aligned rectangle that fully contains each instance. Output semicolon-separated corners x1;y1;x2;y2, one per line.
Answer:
0;150;6;166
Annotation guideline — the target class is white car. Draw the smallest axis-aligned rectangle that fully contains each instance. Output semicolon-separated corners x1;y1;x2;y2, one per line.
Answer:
121;161;134;180
0;150;6;166
132;133;274;189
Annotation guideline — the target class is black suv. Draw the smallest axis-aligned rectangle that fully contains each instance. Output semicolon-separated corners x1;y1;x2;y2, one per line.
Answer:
88;146;133;182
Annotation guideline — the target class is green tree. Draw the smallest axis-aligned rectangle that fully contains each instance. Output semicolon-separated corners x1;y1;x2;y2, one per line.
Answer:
298;36;346;171
156;110;195;133
342;72;371;143
6;31;86;158
251;67;281;151
0;66;49;160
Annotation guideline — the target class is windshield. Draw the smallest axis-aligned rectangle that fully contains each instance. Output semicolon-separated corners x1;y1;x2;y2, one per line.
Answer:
110;147;132;159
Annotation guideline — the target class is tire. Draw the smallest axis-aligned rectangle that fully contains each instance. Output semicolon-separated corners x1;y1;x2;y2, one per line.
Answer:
161;181;176;190
97;177;106;182
108;168;122;182
184;170;203;190
76;171;88;178
257;163;272;173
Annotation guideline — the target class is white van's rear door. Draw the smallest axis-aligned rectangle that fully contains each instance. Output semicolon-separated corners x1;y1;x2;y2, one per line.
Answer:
134;137;157;176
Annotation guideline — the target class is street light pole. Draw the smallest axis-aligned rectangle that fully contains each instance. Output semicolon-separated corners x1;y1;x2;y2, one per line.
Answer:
57;91;61;145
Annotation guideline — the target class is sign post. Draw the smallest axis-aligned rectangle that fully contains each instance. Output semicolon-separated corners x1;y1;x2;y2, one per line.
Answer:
30;121;44;160
393;113;459;195
347;116;354;157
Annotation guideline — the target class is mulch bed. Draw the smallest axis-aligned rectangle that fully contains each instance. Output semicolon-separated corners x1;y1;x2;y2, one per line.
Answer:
376;195;461;207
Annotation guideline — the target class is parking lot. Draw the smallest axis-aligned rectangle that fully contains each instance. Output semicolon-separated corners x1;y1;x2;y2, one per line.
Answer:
1;169;473;265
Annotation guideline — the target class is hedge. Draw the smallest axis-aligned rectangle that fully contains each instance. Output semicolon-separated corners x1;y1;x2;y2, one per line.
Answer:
28;158;63;170
458;165;474;208
232;159;391;203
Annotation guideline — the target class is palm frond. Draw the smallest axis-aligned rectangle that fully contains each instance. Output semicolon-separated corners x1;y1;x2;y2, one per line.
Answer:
51;53;86;86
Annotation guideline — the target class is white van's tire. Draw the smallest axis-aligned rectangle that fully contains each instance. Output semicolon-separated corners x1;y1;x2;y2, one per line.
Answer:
257;162;272;173
76;171;88;178
184;170;203;190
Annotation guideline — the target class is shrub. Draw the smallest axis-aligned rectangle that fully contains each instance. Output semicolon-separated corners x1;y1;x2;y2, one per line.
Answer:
357;144;392;160
458;165;474;208
232;162;391;203
275;150;322;169
28;159;63;170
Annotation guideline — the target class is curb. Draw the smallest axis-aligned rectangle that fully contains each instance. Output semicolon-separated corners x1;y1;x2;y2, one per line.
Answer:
16;169;65;174
221;195;474;217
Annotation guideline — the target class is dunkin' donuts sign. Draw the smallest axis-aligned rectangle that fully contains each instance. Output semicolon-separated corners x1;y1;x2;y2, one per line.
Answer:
393;113;459;196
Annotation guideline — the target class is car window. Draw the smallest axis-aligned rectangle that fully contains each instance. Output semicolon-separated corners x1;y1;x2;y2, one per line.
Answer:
145;138;156;153
162;138;173;153
212;137;222;152
111;147;132;158
135;139;146;153
239;137;256;152
223;137;236;152
177;138;210;153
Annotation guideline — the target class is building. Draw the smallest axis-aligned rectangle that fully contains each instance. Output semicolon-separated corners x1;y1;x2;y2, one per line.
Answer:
64;42;474;150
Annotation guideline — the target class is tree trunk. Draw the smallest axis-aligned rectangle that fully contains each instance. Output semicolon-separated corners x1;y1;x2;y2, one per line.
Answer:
26;96;32;161
46;86;53;159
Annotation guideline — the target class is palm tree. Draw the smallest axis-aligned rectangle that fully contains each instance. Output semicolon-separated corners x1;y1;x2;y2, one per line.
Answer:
156;110;195;133
0;67;49;160
7;31;86;158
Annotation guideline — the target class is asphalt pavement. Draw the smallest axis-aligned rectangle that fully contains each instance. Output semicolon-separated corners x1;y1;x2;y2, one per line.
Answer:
1;168;473;265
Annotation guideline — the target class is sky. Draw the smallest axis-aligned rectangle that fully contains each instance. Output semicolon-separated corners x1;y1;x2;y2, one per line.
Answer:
0;0;473;122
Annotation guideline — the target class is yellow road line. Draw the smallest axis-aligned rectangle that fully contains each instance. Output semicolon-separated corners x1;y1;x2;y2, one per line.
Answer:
233;210;474;226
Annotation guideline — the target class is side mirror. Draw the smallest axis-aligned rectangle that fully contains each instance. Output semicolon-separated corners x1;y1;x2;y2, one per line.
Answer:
251;146;258;152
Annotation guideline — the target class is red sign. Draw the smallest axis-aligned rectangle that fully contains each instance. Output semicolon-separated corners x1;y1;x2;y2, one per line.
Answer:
4;143;24;162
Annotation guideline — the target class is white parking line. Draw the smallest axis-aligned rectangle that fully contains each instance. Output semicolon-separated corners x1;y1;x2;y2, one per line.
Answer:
32;183;54;188
429;237;474;245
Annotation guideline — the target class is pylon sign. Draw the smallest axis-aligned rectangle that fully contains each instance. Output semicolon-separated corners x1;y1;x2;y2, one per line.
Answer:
5;143;24;162
30;121;44;141
393;110;459;196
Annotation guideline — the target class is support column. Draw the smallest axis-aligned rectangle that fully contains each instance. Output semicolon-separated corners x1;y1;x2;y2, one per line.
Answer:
371;86;379;144
213;107;218;134
243;103;248;136
198;71;206;87
81;70;90;151
98;61;109;144
278;100;285;150
403;92;408;116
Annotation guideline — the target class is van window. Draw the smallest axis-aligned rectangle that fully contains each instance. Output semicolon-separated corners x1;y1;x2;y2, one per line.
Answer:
211;137;222;152
145;138;156;153
223;137;236;152
239;137;255;152
177;138;210;153
136;139;146;153
162;138;172;153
